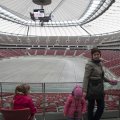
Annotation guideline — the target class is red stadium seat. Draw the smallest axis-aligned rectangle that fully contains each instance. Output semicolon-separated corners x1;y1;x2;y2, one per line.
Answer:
1;108;31;120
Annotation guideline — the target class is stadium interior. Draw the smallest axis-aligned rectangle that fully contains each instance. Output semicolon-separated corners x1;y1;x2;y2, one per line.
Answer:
0;0;120;120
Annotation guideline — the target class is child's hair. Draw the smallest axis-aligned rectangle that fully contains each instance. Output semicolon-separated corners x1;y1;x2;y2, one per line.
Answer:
21;83;30;94
72;85;83;97
15;84;30;95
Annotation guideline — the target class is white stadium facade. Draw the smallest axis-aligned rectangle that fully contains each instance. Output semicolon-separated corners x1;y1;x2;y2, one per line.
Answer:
0;0;120;120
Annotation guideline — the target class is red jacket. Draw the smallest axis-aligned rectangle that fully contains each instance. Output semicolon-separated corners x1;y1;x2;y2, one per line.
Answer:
64;95;86;118
13;94;36;116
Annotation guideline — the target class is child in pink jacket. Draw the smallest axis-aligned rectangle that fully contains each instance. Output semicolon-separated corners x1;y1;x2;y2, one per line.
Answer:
64;85;86;120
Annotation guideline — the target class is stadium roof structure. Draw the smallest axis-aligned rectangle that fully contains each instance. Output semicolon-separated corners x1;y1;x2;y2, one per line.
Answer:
0;0;120;36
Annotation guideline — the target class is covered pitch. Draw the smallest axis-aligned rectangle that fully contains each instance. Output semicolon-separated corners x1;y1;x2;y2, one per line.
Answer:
0;56;86;83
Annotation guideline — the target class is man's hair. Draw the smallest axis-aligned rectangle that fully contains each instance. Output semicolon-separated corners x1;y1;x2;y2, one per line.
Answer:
91;47;101;55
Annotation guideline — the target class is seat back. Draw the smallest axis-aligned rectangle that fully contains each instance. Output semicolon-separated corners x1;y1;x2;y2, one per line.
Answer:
1;108;31;120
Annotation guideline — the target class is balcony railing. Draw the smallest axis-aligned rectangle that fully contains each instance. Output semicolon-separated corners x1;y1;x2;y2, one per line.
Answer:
0;82;120;120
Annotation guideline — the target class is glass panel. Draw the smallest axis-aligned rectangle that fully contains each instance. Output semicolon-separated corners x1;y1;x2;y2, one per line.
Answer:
0;81;120;115
1;82;43;113
44;82;83;112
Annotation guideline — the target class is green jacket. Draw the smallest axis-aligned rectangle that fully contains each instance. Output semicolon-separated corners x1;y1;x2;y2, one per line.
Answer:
83;60;110;93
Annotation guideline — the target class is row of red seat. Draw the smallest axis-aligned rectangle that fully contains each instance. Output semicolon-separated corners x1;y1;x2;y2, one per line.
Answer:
0;91;120;112
0;49;85;57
